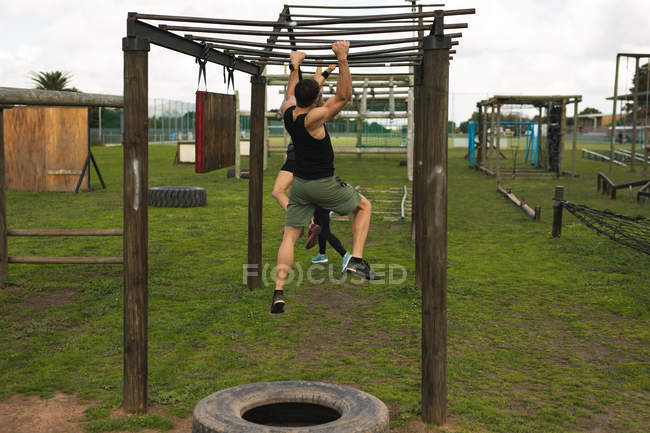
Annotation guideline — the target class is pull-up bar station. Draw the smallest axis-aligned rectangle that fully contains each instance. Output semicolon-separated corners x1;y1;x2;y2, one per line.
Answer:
122;2;474;425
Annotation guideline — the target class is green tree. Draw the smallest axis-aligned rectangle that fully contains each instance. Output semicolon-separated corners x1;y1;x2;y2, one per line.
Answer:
29;70;77;91
579;107;601;115
625;62;649;118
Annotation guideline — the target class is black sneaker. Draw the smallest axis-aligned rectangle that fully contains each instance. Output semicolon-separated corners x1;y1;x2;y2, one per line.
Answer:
270;290;285;314
344;258;382;280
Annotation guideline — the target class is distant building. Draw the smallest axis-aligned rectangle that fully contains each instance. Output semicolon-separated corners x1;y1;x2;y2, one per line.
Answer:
577;113;625;133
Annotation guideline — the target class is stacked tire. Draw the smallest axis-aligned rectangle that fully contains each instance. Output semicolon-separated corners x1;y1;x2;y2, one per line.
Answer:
148;187;207;208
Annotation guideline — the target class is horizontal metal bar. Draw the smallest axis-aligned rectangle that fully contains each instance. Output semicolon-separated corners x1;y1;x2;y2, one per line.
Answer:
136;10;470;27
129;19;260;75
287;24;435;31
217;44;420;60
187;34;424;50
261;60;417;67
286;4;445;9
0;87;123;108
239;54;422;63
9;256;124;264
160;23;459;37
266;72;412;79
8;229;123;236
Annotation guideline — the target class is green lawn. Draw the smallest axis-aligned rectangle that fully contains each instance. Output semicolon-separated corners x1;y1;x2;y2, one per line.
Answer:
0;143;648;432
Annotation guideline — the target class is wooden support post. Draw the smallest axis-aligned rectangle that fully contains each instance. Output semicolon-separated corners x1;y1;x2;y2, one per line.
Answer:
489;104;496;171
480;106;487;167
235;91;241;179
559;99;566;176
547;102;552;171
631;57;639;172
495;103;501;182
248;75;265;290
263;78;269;172
572;100;578;175
645;61;650;177
407;75;414;181
122;35;150;414
418;29;449;426
0;108;7;283
610;55;620;177
552;186;564;238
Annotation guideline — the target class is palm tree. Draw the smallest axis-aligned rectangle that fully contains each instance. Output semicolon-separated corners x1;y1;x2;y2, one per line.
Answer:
29;71;77;91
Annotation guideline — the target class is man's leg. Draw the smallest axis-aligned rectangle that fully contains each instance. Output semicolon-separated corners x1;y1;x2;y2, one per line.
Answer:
351;195;371;258
271;226;302;314
271;170;293;211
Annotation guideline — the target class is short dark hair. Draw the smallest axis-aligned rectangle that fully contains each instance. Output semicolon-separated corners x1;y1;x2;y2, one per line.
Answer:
295;79;320;108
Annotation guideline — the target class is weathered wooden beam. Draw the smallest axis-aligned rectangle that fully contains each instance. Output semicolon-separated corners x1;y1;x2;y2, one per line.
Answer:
631;57;640;172
0;87;123;108
0;108;6;283
7;229;123;236
418;29;448;426
609;55;620;177
122;36;149;414
552;186;564;238
247;76;265;290
572;100;578;175
8;256;123;264
496;184;540;221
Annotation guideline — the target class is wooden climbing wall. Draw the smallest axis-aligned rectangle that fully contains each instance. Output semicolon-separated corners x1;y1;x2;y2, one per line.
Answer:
3;106;88;191
195;91;236;173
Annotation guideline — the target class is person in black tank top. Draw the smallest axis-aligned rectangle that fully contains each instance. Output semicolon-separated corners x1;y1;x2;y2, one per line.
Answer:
270;44;380;315
271;64;349;262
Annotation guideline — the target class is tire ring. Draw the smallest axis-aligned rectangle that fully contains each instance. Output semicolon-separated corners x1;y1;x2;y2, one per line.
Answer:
148;187;207;208
192;381;389;433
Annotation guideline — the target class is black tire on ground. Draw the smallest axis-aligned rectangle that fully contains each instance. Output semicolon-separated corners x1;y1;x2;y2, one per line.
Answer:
148;187;206;208
227;168;250;179
192;381;389;433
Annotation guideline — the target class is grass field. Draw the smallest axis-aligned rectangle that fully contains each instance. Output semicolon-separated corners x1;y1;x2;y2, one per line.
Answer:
0;143;648;432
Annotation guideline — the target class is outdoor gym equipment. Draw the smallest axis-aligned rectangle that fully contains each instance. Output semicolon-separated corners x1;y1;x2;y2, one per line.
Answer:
121;5;474;426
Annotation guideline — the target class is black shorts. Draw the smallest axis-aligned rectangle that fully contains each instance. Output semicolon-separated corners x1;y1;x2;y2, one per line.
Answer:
280;159;296;174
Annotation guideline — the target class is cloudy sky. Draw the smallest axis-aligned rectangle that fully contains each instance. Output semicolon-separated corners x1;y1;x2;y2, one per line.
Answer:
1;0;648;123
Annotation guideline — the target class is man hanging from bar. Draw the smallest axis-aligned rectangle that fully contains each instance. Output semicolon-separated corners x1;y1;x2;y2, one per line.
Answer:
271;41;380;314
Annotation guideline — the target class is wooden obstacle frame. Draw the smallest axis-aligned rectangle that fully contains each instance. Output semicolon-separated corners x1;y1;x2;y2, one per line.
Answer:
596;171;650;200
608;53;650;177
473;95;582;181
0;87;124;278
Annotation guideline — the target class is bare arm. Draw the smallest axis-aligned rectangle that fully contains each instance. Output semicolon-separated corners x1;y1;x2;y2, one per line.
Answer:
314;63;337;87
280;50;306;115
306;41;351;127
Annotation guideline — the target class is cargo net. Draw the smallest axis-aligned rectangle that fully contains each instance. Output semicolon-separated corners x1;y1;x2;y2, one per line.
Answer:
561;201;650;255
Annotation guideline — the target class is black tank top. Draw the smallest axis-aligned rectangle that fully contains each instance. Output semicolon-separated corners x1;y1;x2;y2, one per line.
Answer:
283;106;334;179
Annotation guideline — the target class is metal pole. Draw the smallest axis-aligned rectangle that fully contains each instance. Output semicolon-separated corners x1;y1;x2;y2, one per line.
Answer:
631;57;639;172
418;18;449;425
122;35;150;414
248;75;265;289
610;55;620;177
99;107;102;144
